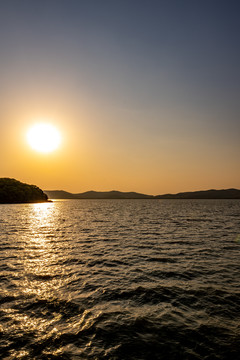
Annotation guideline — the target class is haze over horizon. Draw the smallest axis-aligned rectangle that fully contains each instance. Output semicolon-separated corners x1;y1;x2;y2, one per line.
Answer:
1;0;240;194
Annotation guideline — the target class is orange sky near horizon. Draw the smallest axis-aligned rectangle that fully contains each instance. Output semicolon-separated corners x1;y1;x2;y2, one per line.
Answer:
1;102;239;195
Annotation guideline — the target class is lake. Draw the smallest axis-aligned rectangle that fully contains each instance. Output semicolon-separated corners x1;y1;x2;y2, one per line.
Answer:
0;199;239;359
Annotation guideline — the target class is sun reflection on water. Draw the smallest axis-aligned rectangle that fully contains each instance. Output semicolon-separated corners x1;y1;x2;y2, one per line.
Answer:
0;201;74;358
21;201;66;298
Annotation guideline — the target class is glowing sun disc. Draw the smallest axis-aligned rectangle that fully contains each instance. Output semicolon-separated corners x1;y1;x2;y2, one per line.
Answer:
27;123;61;153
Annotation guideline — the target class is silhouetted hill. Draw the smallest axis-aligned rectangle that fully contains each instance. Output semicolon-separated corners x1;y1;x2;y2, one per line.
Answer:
44;190;76;199
0;178;50;204
76;190;154;199
45;190;154;199
44;188;240;199
155;189;240;199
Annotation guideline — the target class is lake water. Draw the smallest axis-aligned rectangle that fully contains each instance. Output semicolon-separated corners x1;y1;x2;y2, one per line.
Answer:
0;199;239;359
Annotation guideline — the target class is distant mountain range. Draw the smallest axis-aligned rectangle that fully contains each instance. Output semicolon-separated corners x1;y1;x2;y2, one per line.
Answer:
44;188;240;199
44;190;154;199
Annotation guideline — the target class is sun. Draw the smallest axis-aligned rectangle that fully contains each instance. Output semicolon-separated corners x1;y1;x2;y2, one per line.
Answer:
27;123;61;153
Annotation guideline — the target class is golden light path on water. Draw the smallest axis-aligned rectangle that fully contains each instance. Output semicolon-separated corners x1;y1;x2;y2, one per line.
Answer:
22;203;61;298
1;203;60;358
2;202;98;359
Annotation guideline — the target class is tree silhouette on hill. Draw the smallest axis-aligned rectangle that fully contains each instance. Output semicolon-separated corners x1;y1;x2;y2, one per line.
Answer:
0;178;49;203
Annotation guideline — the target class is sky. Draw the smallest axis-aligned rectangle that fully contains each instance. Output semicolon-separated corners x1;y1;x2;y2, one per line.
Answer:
0;0;239;195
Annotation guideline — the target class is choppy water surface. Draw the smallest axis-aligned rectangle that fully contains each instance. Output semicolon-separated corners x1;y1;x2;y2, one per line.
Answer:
0;199;239;359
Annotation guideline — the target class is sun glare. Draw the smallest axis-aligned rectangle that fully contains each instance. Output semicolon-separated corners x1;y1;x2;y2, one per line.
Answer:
27;123;61;153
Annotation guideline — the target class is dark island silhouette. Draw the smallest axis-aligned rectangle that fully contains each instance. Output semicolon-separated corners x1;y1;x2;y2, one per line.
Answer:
45;188;240;199
0;178;50;204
